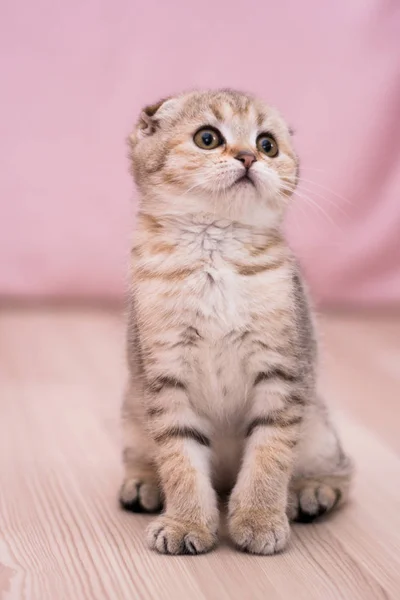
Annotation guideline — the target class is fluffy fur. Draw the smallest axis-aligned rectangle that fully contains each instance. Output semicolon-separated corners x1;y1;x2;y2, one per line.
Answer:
120;89;353;555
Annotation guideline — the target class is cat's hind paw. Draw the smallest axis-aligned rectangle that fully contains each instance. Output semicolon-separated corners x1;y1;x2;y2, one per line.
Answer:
119;478;162;513
287;478;346;523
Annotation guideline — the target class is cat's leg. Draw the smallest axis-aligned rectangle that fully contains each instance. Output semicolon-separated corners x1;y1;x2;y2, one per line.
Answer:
228;394;303;554
119;382;162;513
287;401;353;523
145;378;218;555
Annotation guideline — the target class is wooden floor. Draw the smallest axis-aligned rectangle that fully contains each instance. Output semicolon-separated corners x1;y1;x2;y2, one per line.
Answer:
1;308;399;600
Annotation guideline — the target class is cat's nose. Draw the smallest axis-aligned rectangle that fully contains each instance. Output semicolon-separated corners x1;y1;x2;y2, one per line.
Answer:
234;150;257;169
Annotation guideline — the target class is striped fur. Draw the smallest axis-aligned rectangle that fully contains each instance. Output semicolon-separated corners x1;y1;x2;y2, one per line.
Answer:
120;89;353;556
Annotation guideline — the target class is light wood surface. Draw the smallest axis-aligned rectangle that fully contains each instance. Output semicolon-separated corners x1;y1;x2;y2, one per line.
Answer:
0;307;399;600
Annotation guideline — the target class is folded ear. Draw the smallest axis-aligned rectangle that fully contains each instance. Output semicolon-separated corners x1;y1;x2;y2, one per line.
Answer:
137;98;169;137
136;96;180;139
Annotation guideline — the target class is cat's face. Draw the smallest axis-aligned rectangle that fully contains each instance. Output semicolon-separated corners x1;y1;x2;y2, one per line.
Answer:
129;90;298;221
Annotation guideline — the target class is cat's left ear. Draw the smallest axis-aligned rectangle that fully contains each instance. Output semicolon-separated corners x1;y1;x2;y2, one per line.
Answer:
136;97;180;139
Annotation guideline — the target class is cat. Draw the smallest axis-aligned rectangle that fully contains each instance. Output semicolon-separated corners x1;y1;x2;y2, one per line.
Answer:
119;89;353;555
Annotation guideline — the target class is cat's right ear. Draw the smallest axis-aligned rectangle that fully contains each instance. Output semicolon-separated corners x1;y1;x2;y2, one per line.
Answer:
136;97;179;140
136;98;168;138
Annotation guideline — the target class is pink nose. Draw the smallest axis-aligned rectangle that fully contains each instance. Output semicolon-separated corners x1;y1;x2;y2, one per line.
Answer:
235;150;257;169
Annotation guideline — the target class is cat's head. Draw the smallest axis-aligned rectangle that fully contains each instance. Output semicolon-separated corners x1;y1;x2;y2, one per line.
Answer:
129;89;298;223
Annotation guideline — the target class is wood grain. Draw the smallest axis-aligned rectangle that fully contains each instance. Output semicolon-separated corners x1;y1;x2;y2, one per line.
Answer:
0;307;399;599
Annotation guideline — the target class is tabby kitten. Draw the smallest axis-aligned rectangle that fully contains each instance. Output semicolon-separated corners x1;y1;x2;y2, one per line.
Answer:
120;89;353;555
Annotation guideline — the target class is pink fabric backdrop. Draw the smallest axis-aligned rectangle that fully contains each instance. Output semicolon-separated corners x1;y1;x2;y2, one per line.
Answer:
1;0;400;306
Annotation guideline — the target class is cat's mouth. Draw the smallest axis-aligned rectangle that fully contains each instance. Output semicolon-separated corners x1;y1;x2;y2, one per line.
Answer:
235;172;255;187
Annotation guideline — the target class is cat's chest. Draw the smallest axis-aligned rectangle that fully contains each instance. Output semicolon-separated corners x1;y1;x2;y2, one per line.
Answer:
135;218;288;336
180;220;239;259
180;225;250;329
197;264;246;330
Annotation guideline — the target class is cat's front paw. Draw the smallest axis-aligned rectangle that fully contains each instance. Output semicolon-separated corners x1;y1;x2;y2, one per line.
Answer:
229;509;290;555
147;515;217;555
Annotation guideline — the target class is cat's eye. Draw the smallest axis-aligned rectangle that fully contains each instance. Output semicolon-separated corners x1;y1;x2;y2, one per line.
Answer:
193;127;223;150
256;134;279;158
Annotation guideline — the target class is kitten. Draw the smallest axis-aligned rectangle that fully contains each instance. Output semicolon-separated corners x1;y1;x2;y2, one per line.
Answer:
119;89;353;555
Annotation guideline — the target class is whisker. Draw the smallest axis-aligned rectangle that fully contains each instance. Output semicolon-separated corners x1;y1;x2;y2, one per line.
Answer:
295;185;349;216
294;192;340;228
280;193;307;233
279;183;341;228
298;166;327;173
296;177;352;205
